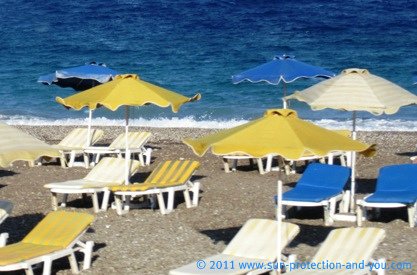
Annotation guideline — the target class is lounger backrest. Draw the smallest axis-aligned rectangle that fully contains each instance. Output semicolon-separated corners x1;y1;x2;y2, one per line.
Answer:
312;227;385;264
85;157;141;183
223;219;300;261
22;211;94;248
297;163;351;190
144;160;200;185
58;128;104;147
377;164;417;191
108;132;152;150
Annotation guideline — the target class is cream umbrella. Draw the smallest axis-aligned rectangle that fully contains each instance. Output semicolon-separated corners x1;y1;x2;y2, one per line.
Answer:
0;123;60;167
285;68;417;211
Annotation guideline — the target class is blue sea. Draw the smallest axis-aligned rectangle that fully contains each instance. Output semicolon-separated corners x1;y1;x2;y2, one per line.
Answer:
1;0;417;130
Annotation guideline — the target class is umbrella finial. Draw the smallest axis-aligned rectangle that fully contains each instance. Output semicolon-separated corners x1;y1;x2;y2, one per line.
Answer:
115;74;140;80
342;68;369;75
265;109;298;118
274;54;295;60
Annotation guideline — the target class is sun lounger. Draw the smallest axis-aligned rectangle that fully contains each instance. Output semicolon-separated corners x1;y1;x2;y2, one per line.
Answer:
44;157;141;213
286;227;385;274
53;128;104;168
110;160;200;215
84;131;152;166
0;211;94;275
356;164;417;228
277;163;351;225
169;218;300;275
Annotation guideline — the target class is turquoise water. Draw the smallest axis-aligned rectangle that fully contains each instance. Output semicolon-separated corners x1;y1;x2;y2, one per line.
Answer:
1;0;417;130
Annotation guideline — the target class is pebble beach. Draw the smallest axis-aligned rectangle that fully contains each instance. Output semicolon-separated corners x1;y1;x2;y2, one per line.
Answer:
0;126;416;274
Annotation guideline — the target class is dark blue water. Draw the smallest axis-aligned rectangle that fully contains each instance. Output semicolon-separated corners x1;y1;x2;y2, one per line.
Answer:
1;0;417;129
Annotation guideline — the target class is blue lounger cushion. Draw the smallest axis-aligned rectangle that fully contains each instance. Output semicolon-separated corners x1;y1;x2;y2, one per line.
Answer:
364;164;417;204
282;186;342;202
278;163;351;203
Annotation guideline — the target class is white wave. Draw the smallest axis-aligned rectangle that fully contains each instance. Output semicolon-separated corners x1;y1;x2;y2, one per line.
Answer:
1;114;417;131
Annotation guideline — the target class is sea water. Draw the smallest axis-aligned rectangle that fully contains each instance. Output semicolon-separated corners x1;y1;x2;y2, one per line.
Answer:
1;0;416;130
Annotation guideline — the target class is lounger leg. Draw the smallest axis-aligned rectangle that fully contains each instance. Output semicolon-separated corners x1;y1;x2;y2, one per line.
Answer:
24;267;35;275
115;195;124;215
62;194;68;207
60;153;67;168
145;148;152;166
191;182;200;207
0;233;8;247
183;189;191;208
257;158;265;174
232;159;238;171
222;158;231;173
356;203;364;227
138;152;145;166
68;151;76;167
266;155;273;172
82;241;94;270
323;200;335;226
166;188;175;213
42;257;52;275
68;252;80;274
83;153;90;169
407;203;416;228
101;190;111;211
94;153;101;164
51;193;58;211
91;192;100;213
156;193;167;214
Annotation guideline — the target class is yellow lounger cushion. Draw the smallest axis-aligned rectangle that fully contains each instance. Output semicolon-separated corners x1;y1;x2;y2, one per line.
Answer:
109;132;152;150
0;211;94;266
0;243;62;266
110;160;200;192
22;211;94;247
55;128;104;149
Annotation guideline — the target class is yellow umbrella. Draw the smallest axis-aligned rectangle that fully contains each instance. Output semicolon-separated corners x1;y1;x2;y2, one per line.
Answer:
284;68;417;211
0;123;60;167
184;108;374;274
184;109;375;159
56;74;201;182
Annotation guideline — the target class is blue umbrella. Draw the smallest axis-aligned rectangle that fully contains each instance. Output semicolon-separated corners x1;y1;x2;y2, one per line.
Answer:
38;62;119;91
232;54;335;98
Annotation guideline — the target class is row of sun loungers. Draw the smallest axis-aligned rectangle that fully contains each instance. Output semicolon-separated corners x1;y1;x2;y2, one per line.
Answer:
0;214;385;275
53;128;152;168
278;163;417;228
43;158;201;215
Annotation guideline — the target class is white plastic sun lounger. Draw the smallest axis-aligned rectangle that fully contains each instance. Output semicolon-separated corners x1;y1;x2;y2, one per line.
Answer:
0;211;94;275
52;128;104;168
44;157;141;213
169;219;300;275
111;160;200;215
287;227;385;274
84;131;152;166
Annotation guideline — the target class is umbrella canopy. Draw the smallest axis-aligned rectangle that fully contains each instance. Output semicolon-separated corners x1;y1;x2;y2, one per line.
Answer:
0;123;60;167
285;68;417;115
56;74;201;112
38;62;119;91
232;54;335;85
184;109;375;160
183;108;374;274
56;73;200;183
284;68;417;212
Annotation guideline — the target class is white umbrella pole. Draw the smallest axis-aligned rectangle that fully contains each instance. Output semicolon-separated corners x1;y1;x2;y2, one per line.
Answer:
277;177;283;274
86;109;93;146
350;111;357;212
124;106;131;184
